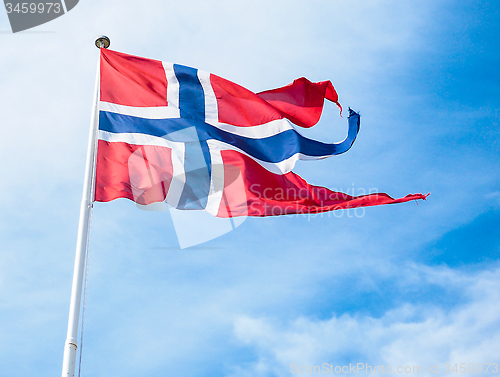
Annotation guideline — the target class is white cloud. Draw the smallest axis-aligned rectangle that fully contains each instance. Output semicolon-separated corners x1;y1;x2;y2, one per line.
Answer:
230;265;500;376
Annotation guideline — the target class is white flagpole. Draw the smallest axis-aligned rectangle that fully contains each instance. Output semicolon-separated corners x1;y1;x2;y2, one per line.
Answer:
61;36;110;377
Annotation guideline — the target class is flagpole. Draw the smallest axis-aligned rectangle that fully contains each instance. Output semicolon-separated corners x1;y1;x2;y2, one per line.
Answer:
61;36;110;377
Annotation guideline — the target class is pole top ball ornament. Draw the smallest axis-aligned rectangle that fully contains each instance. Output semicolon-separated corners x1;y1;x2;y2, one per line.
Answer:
95;36;111;49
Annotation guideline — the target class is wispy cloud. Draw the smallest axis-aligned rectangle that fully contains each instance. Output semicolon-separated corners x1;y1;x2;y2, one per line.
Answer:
230;265;500;376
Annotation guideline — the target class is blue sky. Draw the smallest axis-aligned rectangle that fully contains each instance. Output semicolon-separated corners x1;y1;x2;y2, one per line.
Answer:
0;0;499;376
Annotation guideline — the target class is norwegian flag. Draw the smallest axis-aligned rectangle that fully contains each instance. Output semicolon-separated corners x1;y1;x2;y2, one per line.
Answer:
95;49;427;217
